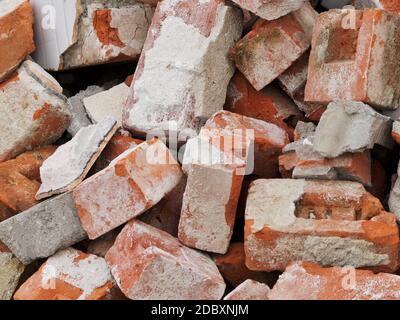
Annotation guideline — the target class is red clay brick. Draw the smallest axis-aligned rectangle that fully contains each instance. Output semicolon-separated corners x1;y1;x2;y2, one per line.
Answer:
0;146;56;222
231;2;317;90
245;179;399;272
72;138;183;239
224;279;270;300
14;248;116;300
225;72;301;140
269;261;400;300
0;0;35;82
202;110;290;177
305;9;400;109
105;220;226;300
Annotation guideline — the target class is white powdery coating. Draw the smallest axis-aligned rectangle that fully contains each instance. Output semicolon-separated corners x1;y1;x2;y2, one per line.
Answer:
83;83;130;126
127;3;241;136
353;274;400;300
0;60;70;161
217;111;289;146
232;0;306;21
179;164;236;254
269;262;324;300
37;117;117;196
41;248;112;300
129;16;208;133
109;220;226;300
182;136;246;172
246;179;305;232
224;280;270;300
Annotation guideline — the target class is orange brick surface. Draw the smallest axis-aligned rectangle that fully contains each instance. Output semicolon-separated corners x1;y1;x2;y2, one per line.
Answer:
73;138;183;239
305;9;400;109
269;261;400;300
245;179;399;272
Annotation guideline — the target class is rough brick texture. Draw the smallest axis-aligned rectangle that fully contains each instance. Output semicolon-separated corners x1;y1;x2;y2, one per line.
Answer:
0;60;71;162
245;179;399;272
0;0;35;82
73;138;183;239
106;220;226;300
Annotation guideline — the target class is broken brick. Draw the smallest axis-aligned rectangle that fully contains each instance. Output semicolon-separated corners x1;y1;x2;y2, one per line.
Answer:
202;110;290;177
0;60;71;162
269;261;400;300
36;118;118;200
279;136;372;186
305;8;400;109
245;179;399;272
0;146;56;222
94;131;143;172
278;51;326;121
225;71;301;140
14;248;116;300
224;279;270;300
123;0;243;141
313;101;392;158
213;242;278;287
232;2;317;91
105;220;226;300
0;0;35;82
178;134;246;254
30;0;155;70
73;138;183;239
84;82;130;126
67;86;104;136
231;0;306;21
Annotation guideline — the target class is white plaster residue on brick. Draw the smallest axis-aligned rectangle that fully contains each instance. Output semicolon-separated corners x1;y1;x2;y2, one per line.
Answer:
37;118;117;198
246;179;305;232
41;248;112;300
128;4;241;135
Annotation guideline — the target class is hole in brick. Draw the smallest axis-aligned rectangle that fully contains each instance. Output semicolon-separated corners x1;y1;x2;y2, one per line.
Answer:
325;28;360;63
294;200;369;222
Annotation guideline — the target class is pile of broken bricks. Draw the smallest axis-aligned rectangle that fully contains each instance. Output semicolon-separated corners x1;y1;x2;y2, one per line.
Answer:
2;0;400;301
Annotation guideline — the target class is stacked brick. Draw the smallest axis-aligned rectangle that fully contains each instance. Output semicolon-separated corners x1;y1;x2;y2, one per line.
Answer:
2;0;400;301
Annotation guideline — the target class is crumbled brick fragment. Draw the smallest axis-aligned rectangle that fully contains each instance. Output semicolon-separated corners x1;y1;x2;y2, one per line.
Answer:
30;0;154;70
305;8;400;109
106;220;226;300
231;0;306;21
0;193;87;265
313;101;392;158
123;0;243;141
14;248;116;300
0;60;71;162
224;279;270;300
0;0;35;82
0;146;56;222
73;138;183;239
269;261;400;300
37;118;118;200
245;179;399;272
232;2;317;91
